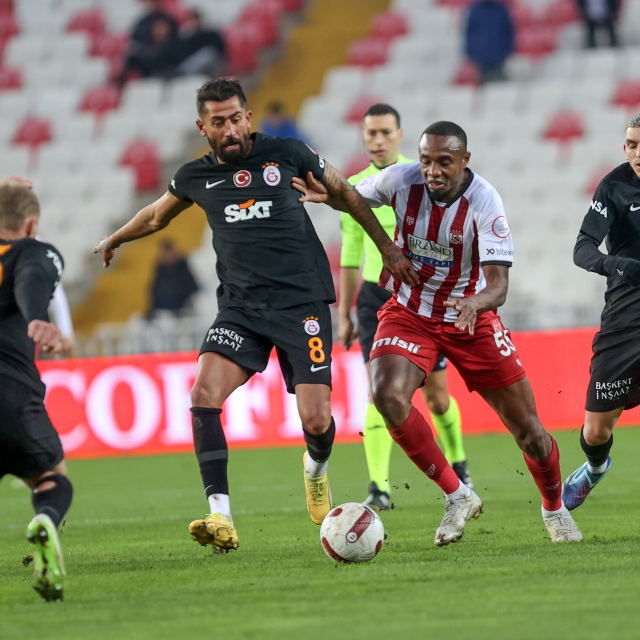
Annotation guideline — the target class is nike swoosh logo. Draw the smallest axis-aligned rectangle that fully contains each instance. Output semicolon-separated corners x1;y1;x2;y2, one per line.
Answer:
310;364;328;372
206;180;225;189
631;205;640;211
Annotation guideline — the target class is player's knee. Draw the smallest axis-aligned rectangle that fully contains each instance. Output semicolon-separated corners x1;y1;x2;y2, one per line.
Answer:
372;379;408;426
300;407;331;435
190;382;223;409
426;394;449;416
583;422;614;446
519;424;549;458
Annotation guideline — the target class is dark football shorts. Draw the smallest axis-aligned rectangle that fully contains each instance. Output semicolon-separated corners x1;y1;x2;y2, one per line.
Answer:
0;375;64;480
586;327;640;412
201;301;333;394
356;281;448;372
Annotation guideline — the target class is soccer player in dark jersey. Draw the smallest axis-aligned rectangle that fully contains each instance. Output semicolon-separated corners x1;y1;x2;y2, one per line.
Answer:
94;78;418;553
0;180;73;600
563;114;640;510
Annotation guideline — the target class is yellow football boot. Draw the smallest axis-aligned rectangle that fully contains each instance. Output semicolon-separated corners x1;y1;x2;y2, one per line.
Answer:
189;512;239;553
303;452;332;525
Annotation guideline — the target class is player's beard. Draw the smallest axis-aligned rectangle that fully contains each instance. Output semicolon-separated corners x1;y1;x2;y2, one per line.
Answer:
213;133;252;164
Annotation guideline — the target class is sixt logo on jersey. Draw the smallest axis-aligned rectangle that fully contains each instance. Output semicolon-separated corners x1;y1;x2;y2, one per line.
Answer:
224;199;273;223
590;200;608;218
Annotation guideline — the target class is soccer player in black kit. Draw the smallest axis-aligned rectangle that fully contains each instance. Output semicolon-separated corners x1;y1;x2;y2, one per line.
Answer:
94;78;418;553
0;180;73;600
563;114;640;510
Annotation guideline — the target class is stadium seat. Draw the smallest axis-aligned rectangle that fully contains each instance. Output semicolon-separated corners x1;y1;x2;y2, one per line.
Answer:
452;61;479;86
517;26;558;58
89;32;128;59
239;1;283;47
67;7;106;37
345;96;385;124
543;110;585;145
371;11;409;41
224;24;261;75
612;79;640;111
343;153;371;178
80;84;121;117
541;0;579;26
12;117;53;149
0;14;19;40
347;38;390;68
120;139;161;192
121;78;164;112
0;66;21;91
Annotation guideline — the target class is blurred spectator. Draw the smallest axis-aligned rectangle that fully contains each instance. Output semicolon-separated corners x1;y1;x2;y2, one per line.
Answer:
576;0;620;48
148;240;199;318
465;0;515;84
260;102;303;140
156;10;226;78
131;0;179;47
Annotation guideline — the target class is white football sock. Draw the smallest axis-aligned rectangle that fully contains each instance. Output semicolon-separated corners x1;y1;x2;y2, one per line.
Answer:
588;461;608;474
207;493;232;522
542;503;568;517
305;455;328;479
445;479;471;501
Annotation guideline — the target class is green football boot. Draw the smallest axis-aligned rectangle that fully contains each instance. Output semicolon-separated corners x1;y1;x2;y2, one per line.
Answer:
26;514;66;601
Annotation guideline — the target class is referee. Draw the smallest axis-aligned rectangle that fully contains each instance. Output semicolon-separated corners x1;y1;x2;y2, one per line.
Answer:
339;104;473;510
563;113;640;510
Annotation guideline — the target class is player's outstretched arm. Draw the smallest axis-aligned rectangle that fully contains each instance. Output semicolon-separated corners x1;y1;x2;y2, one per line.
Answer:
94;192;192;268
295;166;419;287
444;265;509;335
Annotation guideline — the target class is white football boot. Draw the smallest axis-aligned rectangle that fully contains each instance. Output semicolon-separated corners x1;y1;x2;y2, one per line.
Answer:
434;489;483;547
542;507;583;542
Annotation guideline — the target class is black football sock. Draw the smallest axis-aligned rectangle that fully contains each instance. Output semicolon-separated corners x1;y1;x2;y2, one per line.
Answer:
191;407;229;497
31;474;73;528
303;417;336;463
580;427;613;469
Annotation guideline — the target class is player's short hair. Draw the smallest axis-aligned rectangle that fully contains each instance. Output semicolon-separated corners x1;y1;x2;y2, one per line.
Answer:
627;113;640;129
196;77;247;115
0;182;40;232
422;121;468;150
363;103;401;128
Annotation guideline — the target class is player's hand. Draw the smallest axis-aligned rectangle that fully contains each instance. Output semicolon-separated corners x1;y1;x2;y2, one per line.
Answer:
444;297;481;335
60;336;75;358
381;244;421;288
338;314;358;350
0;175;33;188
28;320;62;354
94;235;116;268
292;171;329;204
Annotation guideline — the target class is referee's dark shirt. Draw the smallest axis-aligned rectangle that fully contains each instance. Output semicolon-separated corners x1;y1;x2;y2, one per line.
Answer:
0;238;63;393
574;162;640;331
168;132;336;311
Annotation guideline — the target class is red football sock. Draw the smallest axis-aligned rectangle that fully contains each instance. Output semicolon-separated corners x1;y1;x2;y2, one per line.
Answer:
523;435;562;511
388;405;460;494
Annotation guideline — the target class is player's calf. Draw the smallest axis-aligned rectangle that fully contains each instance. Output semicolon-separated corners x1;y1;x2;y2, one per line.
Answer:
29;472;73;529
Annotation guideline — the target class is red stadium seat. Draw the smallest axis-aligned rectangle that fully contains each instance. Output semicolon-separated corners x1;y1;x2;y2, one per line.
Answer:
0;0;13;16
0;65;21;91
542;0;580;26
12;117;53;149
343;153;371;178
452;60;479;86
120;140;161;192
280;0;303;11
347;38;389;68
0;14;19;39
67;8;106;37
80;85;121;117
543;110;585;143
224;24;261;75
90;32;129;58
240;1;283;47
346;96;385;124
612;79;640;111
510;4;538;30
517;25;558;58
371;12;409;41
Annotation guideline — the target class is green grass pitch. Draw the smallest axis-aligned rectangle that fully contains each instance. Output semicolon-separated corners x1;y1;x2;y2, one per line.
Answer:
1;428;640;640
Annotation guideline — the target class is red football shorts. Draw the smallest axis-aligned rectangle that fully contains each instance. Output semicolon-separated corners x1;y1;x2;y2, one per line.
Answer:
370;300;527;392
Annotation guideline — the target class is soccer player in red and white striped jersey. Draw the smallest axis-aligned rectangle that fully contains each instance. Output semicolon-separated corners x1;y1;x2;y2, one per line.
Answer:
294;121;582;546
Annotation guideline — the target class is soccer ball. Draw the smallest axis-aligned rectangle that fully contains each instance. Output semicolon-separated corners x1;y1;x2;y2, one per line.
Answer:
320;502;385;563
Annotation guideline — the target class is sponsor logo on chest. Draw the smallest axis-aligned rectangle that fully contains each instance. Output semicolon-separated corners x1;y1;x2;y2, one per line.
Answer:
224;199;273;223
406;234;454;267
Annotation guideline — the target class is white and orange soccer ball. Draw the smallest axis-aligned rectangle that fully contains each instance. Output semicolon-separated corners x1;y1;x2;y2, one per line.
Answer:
320;502;385;563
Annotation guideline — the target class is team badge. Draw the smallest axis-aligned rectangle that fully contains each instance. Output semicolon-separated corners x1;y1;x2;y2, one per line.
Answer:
406;216;415;226
263;163;281;186
491;318;502;333
450;231;463;245
233;170;252;188
303;316;320;335
492;216;510;238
